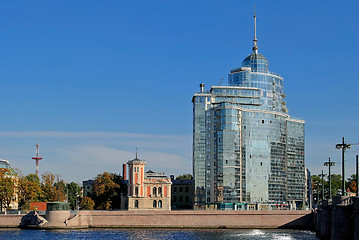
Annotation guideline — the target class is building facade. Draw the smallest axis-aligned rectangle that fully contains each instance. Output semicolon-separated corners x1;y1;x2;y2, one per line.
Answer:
170;175;194;209
82;179;95;198
126;156;171;210
192;14;305;209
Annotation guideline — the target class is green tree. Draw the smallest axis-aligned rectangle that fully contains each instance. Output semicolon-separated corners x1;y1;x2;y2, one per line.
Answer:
311;175;322;203
79;196;95;210
176;174;192;180
54;177;67;202
93;172;120;210
347;174;357;193
0;169;17;211
330;174;344;196
40;172;67;202
66;182;81;210
27;173;41;184
17;173;42;210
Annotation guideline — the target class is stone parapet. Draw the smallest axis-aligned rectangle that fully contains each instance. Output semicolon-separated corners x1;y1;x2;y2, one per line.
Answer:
315;196;357;240
352;197;359;240
1;210;314;229
67;210;313;229
0;215;23;227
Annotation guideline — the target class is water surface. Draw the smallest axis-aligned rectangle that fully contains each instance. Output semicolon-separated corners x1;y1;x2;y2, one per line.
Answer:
0;228;319;240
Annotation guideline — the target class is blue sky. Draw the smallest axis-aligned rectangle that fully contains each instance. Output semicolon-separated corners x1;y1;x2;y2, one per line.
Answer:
0;0;358;183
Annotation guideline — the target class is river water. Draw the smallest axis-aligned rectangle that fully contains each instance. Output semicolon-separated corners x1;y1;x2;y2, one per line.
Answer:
0;229;319;239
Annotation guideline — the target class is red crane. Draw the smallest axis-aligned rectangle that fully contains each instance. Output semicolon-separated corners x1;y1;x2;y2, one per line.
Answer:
32;143;43;176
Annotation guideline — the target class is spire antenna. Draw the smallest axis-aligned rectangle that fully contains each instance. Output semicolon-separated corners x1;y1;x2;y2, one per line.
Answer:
136;147;138;159
252;3;258;53
32;142;43;176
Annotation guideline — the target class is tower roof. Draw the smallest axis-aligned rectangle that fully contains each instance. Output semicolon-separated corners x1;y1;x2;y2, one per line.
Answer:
127;157;146;165
243;52;267;62
241;9;269;72
127;148;146;165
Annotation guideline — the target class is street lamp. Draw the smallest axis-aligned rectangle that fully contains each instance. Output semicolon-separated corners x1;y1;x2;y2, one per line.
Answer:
324;157;335;199
318;170;326;201
313;181;320;205
336;137;351;196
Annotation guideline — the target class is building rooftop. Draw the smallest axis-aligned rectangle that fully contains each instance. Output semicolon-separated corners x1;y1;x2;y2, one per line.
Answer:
0;159;17;175
127;157;146;165
145;170;168;179
243;52;268;62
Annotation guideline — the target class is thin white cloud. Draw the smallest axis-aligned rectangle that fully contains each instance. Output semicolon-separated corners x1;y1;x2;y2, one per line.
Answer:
0;131;192;182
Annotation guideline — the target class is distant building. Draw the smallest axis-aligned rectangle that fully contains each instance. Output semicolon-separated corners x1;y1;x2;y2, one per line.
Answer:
0;159;18;210
82;179;95;198
30;202;47;211
305;168;313;210
125;155;172;210
170;175;194;209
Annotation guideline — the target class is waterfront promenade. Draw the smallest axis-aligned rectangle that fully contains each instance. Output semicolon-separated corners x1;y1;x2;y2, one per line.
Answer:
0;210;313;229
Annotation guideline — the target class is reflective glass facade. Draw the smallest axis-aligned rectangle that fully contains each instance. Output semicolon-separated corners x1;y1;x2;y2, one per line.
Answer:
192;48;305;209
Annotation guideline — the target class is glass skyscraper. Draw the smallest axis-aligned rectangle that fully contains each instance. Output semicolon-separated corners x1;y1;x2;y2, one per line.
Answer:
192;14;305;210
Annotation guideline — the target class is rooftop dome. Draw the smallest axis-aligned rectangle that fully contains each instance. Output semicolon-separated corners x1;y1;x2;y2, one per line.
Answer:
243;52;268;62
242;52;269;72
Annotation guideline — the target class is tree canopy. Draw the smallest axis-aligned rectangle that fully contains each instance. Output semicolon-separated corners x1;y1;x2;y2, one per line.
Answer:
93;172;121;210
0;169;17;211
17;173;42;210
79;196;95;210
66;182;81;210
176;174;192;180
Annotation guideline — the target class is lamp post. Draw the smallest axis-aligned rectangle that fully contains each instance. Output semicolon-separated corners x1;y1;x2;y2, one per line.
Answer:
336;137;351;196
356;155;359;197
314;181;320;205
324;157;335;199
319;170;326;201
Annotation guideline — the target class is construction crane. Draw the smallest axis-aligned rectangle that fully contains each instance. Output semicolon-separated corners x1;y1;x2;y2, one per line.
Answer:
32;143;43;176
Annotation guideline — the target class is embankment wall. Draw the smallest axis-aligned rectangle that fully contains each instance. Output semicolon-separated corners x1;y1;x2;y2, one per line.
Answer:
0;210;314;229
315;196;359;240
68;210;313;229
0;215;23;227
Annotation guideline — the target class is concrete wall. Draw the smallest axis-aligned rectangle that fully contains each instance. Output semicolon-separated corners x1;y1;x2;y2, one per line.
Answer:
0;215;23;227
315;196;359;240
67;210;313;229
0;210;314;229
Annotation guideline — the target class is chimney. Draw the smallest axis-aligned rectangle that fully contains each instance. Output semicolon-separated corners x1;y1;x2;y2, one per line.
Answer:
200;83;204;93
123;164;127;180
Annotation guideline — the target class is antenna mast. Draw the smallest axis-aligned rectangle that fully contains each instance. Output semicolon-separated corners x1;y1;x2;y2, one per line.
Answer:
32;143;43;176
252;3;258;53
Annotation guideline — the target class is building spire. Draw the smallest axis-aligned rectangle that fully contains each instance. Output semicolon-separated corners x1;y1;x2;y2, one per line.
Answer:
135;147;138;159
252;3;258;53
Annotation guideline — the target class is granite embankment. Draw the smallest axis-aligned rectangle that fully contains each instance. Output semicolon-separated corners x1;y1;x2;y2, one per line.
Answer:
0;210;313;229
0;215;23;227
315;196;359;240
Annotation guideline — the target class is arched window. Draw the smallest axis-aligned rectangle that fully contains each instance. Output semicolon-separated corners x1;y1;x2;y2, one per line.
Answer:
134;200;139;208
158;187;162;195
158;200;162;208
153;200;157;208
153;187;157;196
135;187;139;196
